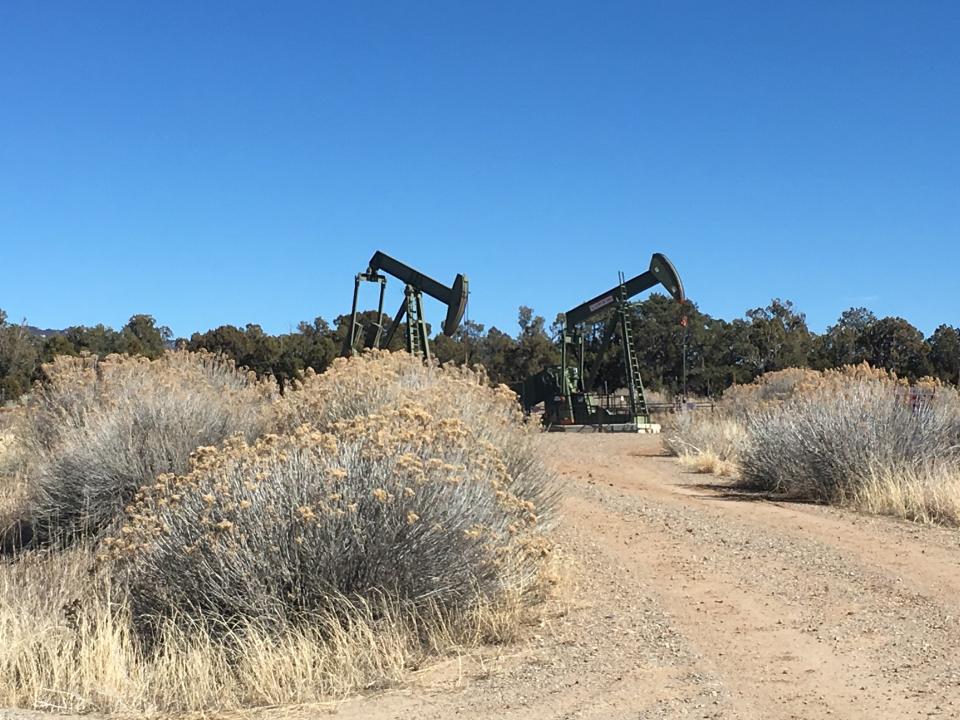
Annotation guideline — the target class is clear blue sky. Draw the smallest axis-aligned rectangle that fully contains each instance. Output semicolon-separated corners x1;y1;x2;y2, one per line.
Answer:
2;1;957;339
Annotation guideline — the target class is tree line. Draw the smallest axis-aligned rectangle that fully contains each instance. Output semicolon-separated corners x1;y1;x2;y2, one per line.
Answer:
1;298;958;404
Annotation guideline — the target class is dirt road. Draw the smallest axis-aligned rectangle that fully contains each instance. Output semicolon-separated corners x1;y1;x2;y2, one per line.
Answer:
332;434;960;719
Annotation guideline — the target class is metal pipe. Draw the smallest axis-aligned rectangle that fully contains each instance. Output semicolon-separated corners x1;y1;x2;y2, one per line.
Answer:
381;296;408;350
342;274;362;356
373;277;386;348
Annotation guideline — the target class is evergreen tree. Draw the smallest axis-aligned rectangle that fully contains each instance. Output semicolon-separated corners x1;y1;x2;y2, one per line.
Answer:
861;317;930;380
0;311;40;403
927;325;960;384
811;307;876;369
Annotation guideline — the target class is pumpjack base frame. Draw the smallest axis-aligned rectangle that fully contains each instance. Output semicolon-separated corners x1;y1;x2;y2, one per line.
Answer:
547;422;662;434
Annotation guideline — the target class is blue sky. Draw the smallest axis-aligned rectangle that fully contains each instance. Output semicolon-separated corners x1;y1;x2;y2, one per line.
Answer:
1;1;957;338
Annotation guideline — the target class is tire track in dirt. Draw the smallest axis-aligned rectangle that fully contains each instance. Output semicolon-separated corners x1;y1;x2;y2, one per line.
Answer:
566;490;943;718
556;434;960;718
631;450;960;615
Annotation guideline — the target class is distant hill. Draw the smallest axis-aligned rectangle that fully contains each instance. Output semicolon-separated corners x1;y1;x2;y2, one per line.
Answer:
23;325;64;339
21;325;176;350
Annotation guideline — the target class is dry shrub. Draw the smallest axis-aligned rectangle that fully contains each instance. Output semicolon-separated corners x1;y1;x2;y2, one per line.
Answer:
720;367;822;417
0;412;30;549
1;431;23;515
277;351;557;516
104;401;552;635
740;368;960;506
18;351;273;545
662;369;819;469
664;367;823;469
0;351;560;714
665;364;960;526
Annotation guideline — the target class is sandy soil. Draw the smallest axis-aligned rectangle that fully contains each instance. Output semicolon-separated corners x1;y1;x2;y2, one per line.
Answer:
322;434;960;720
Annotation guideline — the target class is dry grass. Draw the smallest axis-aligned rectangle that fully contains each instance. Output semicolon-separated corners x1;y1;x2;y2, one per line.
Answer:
847;464;960;525
0;349;560;714
663;412;746;469
677;450;738;478
0;546;558;715
0;430;15;463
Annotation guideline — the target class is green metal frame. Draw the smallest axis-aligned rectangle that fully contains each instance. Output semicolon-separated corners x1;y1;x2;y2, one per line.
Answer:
342;251;469;361
516;253;685;430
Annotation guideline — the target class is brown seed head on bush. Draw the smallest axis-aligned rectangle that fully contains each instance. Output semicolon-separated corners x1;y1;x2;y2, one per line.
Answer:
105;396;553;636
275;350;555;517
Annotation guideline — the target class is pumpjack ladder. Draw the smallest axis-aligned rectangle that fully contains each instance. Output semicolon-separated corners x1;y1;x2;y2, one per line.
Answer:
617;274;650;423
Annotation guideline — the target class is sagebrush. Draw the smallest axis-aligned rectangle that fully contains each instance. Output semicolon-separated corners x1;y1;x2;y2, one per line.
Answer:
664;365;960;524
105;403;551;635
16;351;273;545
740;367;960;507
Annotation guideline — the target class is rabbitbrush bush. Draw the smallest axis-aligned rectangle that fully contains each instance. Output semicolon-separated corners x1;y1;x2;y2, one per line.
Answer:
18;351;273;545
276;351;556;515
104;351;555;634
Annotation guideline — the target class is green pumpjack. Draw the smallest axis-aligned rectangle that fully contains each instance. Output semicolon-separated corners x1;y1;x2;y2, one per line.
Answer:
514;253;685;432
343;251;469;361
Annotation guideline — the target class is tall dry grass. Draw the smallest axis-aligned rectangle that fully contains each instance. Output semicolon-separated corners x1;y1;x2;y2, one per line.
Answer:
663;411;745;477
855;463;960;525
0;545;550;714
664;412;745;461
664;365;960;525
0;349;559;714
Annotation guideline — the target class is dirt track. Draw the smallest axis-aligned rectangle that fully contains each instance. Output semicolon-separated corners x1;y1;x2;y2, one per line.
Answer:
329;434;960;719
